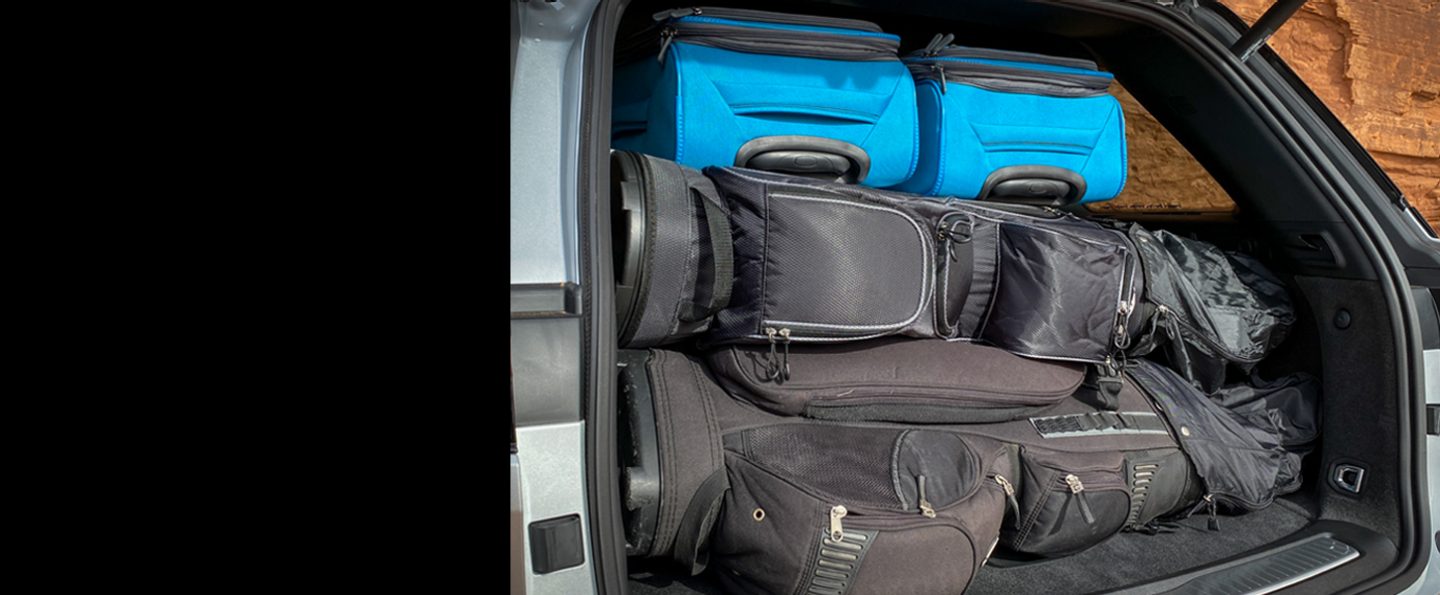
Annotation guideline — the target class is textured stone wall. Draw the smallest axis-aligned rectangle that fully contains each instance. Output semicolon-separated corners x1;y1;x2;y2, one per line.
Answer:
1103;0;1439;227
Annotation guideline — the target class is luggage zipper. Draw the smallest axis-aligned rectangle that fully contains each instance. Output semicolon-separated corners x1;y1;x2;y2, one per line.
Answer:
830;504;848;541
655;18;899;64
991;474;1020;517
654;7;884;32
917;475;937;518
762;326;792;381
1153;304;1268;364
1111;248;1139;351
1064;474;1097;525
936;213;973;261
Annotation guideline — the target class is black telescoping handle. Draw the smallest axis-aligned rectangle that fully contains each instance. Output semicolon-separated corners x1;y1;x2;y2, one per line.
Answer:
733;135;872;184
976;165;1088;207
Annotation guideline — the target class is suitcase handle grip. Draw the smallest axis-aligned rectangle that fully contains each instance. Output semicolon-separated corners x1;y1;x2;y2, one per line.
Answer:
734;136;871;184
977;165;1088;206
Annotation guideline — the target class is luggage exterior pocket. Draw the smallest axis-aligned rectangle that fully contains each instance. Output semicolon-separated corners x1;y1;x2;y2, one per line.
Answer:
1004;448;1131;556
705;167;943;347
712;424;1012;595
897;43;1126;203
980;217;1141;363
705;338;1083;423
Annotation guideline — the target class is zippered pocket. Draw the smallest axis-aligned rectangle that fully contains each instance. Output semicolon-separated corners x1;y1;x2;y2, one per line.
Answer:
755;192;932;342
935;212;976;337
714;426;1007;595
1003;448;1130;556
906;44;1113;98
981;220;1130;363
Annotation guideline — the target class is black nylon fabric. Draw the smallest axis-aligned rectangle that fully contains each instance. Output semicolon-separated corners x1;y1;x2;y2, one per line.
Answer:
1213;371;1321;455
704;338;1083;421
983;221;1130;362
1129;359;1302;512
701;166;1139;365
1127;226;1295;393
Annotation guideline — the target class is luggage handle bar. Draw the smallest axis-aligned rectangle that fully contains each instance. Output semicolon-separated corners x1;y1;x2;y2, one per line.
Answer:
734;135;871;185
976;165;1087;207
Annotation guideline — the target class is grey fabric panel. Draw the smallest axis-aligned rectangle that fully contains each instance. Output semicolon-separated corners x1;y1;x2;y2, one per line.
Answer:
705;338;1083;419
762;192;928;332
644;350;728;560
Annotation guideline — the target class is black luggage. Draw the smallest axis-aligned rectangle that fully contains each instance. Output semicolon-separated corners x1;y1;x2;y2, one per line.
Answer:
712;424;1014;594
613;151;734;348
705;338;1084;423
701;165;1144;365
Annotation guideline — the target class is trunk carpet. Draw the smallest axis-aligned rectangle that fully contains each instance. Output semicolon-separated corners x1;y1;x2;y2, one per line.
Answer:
626;499;1314;594
970;498;1314;594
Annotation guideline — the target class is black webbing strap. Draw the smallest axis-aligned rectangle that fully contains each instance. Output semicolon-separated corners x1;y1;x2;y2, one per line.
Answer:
670;468;730;575
679;189;733;323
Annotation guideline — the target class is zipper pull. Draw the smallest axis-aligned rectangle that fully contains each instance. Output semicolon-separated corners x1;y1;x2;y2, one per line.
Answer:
829;505;848;541
763;327;782;381
1114;302;1133;350
778;328;792;381
923;33;954;56
657;27;676;65
992;474;1019;517
1205;494;1219;531
1066;474;1096;525
917;475;936;518
931;63;947;94
652;8;700;21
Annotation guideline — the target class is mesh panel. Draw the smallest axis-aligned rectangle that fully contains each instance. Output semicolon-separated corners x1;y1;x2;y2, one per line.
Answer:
742;424;902;507
764;194;927;330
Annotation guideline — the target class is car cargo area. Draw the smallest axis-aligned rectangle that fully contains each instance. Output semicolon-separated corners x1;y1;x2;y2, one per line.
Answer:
595;1;1412;593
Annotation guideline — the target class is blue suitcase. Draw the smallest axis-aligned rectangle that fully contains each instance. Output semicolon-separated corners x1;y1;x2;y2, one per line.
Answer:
895;37;1127;205
612;7;918;187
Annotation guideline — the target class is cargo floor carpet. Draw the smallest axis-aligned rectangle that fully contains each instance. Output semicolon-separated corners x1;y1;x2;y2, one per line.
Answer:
970;498;1314;594
625;499;1314;594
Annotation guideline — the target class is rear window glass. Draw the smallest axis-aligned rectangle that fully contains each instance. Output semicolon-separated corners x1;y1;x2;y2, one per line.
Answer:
1086;85;1238;216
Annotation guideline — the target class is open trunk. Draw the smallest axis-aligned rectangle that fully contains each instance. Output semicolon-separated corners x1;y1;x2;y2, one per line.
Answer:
578;1;1431;593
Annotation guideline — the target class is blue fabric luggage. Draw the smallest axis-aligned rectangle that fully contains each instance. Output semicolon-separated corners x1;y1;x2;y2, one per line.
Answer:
611;7;919;187
896;37;1127;204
